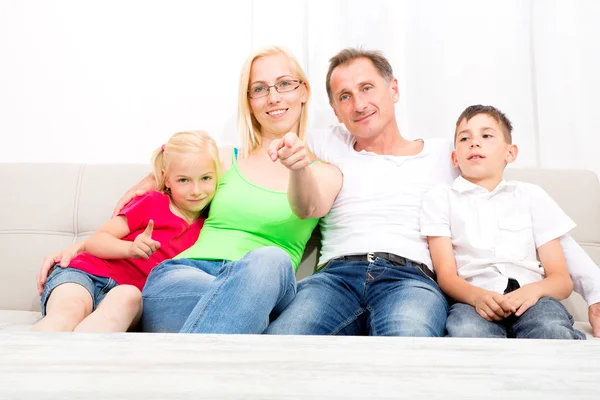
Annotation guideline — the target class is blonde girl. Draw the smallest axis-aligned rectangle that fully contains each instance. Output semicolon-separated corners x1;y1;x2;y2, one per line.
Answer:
35;131;219;332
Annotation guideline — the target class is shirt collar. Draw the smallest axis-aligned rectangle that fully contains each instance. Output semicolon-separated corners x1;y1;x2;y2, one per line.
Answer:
452;175;515;194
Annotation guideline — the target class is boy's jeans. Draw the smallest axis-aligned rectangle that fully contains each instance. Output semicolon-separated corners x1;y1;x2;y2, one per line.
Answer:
140;246;296;334
266;255;449;336
446;297;586;339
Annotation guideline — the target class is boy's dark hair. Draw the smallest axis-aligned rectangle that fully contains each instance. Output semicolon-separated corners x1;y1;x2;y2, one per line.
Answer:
326;48;394;104
455;105;513;144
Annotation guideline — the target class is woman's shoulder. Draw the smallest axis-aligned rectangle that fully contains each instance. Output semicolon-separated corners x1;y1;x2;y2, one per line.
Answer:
218;145;235;173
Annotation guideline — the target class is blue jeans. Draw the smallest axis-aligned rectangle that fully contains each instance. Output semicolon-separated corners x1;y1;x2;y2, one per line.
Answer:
265;256;449;336
41;266;118;316
140;247;296;334
446;297;586;339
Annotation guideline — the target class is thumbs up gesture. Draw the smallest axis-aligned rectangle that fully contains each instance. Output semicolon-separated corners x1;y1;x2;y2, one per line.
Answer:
129;220;161;259
267;132;311;170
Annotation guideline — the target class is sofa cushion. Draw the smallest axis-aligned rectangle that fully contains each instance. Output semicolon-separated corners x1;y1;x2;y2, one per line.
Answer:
0;310;594;338
0;310;40;331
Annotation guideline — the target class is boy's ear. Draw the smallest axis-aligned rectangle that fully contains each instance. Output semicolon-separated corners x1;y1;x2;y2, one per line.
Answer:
451;150;460;168
330;103;342;123
505;144;519;164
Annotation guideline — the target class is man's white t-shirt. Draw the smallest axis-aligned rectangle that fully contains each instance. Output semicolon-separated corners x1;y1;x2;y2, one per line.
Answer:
308;125;457;270
307;125;600;305
420;176;576;294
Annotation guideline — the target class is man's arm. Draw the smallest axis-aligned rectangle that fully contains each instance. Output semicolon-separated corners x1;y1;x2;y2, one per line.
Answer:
559;235;600;305
526;183;600;335
269;132;342;219
559;235;600;337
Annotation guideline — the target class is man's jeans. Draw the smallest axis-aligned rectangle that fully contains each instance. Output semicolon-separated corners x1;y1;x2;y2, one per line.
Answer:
446;297;586;339
140;246;296;334
265;256;449;336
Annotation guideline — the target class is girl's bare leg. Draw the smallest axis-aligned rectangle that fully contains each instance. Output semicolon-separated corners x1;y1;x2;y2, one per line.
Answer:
33;283;93;332
74;285;142;332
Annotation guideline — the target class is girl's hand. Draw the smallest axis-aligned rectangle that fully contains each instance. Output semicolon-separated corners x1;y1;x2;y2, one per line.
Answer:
129;220;161;259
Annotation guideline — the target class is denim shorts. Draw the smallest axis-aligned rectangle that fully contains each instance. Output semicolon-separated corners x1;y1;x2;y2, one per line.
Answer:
40;266;119;316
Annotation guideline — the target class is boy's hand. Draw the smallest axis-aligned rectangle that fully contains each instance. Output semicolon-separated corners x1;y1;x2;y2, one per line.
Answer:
504;284;542;317
36;242;85;296
267;132;310;170
474;290;515;321
129;220;161;259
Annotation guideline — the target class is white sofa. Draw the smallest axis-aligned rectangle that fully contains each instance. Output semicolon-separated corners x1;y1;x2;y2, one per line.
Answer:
0;163;597;338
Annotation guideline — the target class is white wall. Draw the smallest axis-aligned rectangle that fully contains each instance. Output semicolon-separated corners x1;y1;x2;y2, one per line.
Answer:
1;0;599;174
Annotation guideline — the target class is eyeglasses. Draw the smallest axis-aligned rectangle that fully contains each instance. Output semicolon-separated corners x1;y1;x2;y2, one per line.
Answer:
247;80;302;99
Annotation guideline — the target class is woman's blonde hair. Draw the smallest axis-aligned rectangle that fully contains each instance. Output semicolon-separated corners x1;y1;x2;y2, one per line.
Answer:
237;46;311;158
150;130;221;193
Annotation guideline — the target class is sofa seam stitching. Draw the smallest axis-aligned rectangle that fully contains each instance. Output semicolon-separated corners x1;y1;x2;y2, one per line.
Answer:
73;164;85;243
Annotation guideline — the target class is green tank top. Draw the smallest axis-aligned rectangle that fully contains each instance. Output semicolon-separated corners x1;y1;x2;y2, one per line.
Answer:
176;148;319;270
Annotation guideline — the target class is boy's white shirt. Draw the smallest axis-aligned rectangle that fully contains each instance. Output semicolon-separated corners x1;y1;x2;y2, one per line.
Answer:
420;176;575;294
308;126;600;306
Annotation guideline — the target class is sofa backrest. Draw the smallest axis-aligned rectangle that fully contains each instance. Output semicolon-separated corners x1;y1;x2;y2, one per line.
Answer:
0;164;598;322
504;168;600;321
0;164;149;312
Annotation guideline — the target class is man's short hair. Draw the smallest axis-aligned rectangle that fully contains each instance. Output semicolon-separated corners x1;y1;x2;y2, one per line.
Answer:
326;48;394;103
455;105;513;144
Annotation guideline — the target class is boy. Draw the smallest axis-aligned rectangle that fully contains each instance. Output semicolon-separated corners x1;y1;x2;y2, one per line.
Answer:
420;105;585;339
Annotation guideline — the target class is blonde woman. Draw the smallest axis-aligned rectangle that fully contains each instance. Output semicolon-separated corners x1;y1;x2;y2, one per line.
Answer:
115;46;341;334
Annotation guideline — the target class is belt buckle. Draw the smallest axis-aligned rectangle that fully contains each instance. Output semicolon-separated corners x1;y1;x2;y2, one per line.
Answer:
367;252;375;263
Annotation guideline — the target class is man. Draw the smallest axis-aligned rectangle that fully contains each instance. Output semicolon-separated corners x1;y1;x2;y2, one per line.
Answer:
266;48;600;337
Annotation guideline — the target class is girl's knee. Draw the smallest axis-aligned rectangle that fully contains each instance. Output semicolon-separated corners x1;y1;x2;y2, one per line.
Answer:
56;298;91;319
46;284;93;317
110;285;142;310
40;293;92;331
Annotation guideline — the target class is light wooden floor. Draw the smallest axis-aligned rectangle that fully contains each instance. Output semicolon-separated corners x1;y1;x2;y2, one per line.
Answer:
1;332;599;399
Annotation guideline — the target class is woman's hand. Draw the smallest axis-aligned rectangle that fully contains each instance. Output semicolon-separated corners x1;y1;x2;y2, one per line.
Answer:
36;241;85;296
112;174;156;217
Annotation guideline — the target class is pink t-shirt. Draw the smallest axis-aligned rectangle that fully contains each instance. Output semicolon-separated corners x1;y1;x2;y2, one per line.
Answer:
69;191;203;291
